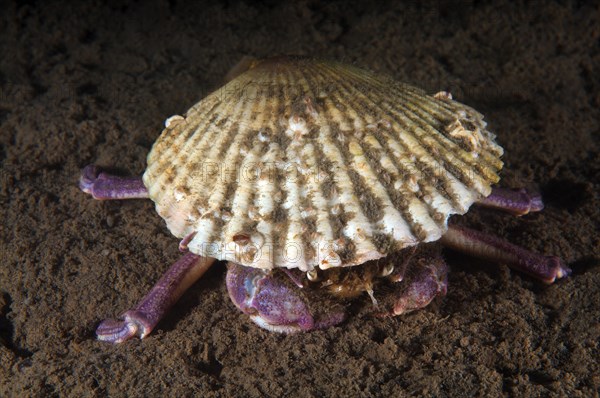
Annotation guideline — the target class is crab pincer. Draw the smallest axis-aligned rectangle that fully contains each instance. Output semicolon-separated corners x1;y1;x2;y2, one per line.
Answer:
226;263;346;333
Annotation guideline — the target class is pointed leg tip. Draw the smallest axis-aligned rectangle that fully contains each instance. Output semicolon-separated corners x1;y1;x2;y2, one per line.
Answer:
79;165;101;195
517;188;545;214
528;191;545;213
96;311;153;344
544;256;572;284
96;318;139;344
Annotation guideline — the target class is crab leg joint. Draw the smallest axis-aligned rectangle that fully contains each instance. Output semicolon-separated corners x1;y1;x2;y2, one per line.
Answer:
441;224;571;284
79;165;149;200
476;187;544;216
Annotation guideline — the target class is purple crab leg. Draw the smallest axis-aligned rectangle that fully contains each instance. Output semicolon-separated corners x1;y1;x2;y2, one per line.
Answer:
476;187;544;216
96;253;216;343
79;165;149;200
441;224;571;284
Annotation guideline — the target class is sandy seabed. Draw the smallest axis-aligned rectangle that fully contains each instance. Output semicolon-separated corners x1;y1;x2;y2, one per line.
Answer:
1;1;599;397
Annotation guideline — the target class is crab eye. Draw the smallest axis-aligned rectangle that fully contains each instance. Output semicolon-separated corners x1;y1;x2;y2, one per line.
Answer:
306;269;319;281
380;263;394;277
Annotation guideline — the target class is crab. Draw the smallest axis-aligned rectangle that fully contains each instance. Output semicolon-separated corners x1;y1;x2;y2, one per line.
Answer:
79;57;570;343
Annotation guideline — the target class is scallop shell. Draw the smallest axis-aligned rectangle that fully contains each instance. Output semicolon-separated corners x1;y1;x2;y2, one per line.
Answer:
143;56;503;272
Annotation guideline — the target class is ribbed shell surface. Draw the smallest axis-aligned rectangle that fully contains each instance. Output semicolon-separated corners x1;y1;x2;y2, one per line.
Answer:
143;57;504;272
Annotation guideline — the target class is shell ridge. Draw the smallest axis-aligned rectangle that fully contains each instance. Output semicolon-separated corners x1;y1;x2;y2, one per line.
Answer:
253;143;279;268
148;96;223;182
224;141;266;264
317;63;453;232
195;121;249;199
246;71;279;269
180;97;260;253
274;66;311;271
410;109;502;183
319;96;390;228
335;63;502;174
387;83;504;167
321;64;464;200
356;88;488;209
180;96;223;146
188;92;264;256
312;64;430;243
298;142;337;267
393;89;504;171
299;63;383;267
377;99;493;197
285;67;334;270
293;61;347;267
221;75;274;266
144;57;505;270
159;113;231;206
322;63;498;225
307;121;361;266
386;115;477;213
264;67;293;269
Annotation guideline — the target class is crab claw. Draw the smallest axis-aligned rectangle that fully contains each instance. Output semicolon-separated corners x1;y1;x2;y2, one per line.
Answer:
390;258;448;316
226;263;346;333
375;248;449;317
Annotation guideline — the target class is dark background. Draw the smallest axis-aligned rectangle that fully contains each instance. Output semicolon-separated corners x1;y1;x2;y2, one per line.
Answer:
1;1;598;396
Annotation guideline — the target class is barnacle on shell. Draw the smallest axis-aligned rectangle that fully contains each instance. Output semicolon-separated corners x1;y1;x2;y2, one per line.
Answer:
143;56;503;272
